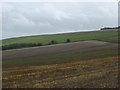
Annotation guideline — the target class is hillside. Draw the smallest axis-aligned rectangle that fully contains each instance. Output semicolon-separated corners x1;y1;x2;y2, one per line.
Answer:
3;50;118;88
2;29;118;88
2;30;118;50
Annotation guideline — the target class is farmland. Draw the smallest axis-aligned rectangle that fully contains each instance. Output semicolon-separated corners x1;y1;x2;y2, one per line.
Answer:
2;30;119;88
2;30;118;47
3;51;118;88
2;40;118;61
2;44;118;88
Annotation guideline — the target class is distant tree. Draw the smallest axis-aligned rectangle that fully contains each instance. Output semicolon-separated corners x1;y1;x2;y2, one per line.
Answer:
66;39;71;43
51;40;55;44
48;40;58;45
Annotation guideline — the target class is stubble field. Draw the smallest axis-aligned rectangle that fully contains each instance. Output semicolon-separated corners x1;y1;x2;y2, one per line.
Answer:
3;54;118;88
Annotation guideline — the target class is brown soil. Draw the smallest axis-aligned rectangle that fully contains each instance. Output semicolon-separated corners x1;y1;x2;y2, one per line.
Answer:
2;40;118;61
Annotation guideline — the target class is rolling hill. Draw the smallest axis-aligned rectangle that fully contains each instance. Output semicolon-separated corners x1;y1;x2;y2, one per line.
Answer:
2;29;118;50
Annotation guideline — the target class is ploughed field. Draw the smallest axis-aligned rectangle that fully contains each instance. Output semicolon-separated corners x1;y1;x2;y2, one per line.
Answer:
2;40;118;62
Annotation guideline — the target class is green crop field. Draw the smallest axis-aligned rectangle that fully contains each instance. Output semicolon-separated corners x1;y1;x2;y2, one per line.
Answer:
2;30;118;46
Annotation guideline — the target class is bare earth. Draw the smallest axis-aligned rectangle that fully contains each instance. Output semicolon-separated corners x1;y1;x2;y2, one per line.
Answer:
2;40;118;61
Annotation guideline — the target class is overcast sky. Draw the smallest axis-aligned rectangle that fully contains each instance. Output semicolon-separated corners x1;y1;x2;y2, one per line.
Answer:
2;2;118;39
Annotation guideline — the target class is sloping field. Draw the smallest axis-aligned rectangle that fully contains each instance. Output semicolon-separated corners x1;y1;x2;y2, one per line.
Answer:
3;55;118;88
2;40;118;88
2;30;118;88
2;30;118;47
2;40;118;61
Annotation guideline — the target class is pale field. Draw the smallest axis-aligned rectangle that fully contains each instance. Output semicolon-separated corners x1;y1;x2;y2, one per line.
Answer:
2;55;118;88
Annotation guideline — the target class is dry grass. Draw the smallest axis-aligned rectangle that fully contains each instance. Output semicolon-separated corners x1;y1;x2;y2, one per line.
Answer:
2;56;118;88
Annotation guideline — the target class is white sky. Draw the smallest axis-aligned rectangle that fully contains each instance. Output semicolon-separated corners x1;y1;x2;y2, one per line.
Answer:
2;2;118;39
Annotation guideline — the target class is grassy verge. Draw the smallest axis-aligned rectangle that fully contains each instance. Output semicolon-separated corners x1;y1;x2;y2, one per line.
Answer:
3;49;118;66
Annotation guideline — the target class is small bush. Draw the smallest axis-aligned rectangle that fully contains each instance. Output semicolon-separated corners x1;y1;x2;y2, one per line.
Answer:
48;40;58;45
51;40;55;44
66;39;71;43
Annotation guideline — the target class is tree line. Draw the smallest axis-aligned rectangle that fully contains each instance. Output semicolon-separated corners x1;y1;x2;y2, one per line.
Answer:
2;39;71;50
2;43;43;50
100;26;120;30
